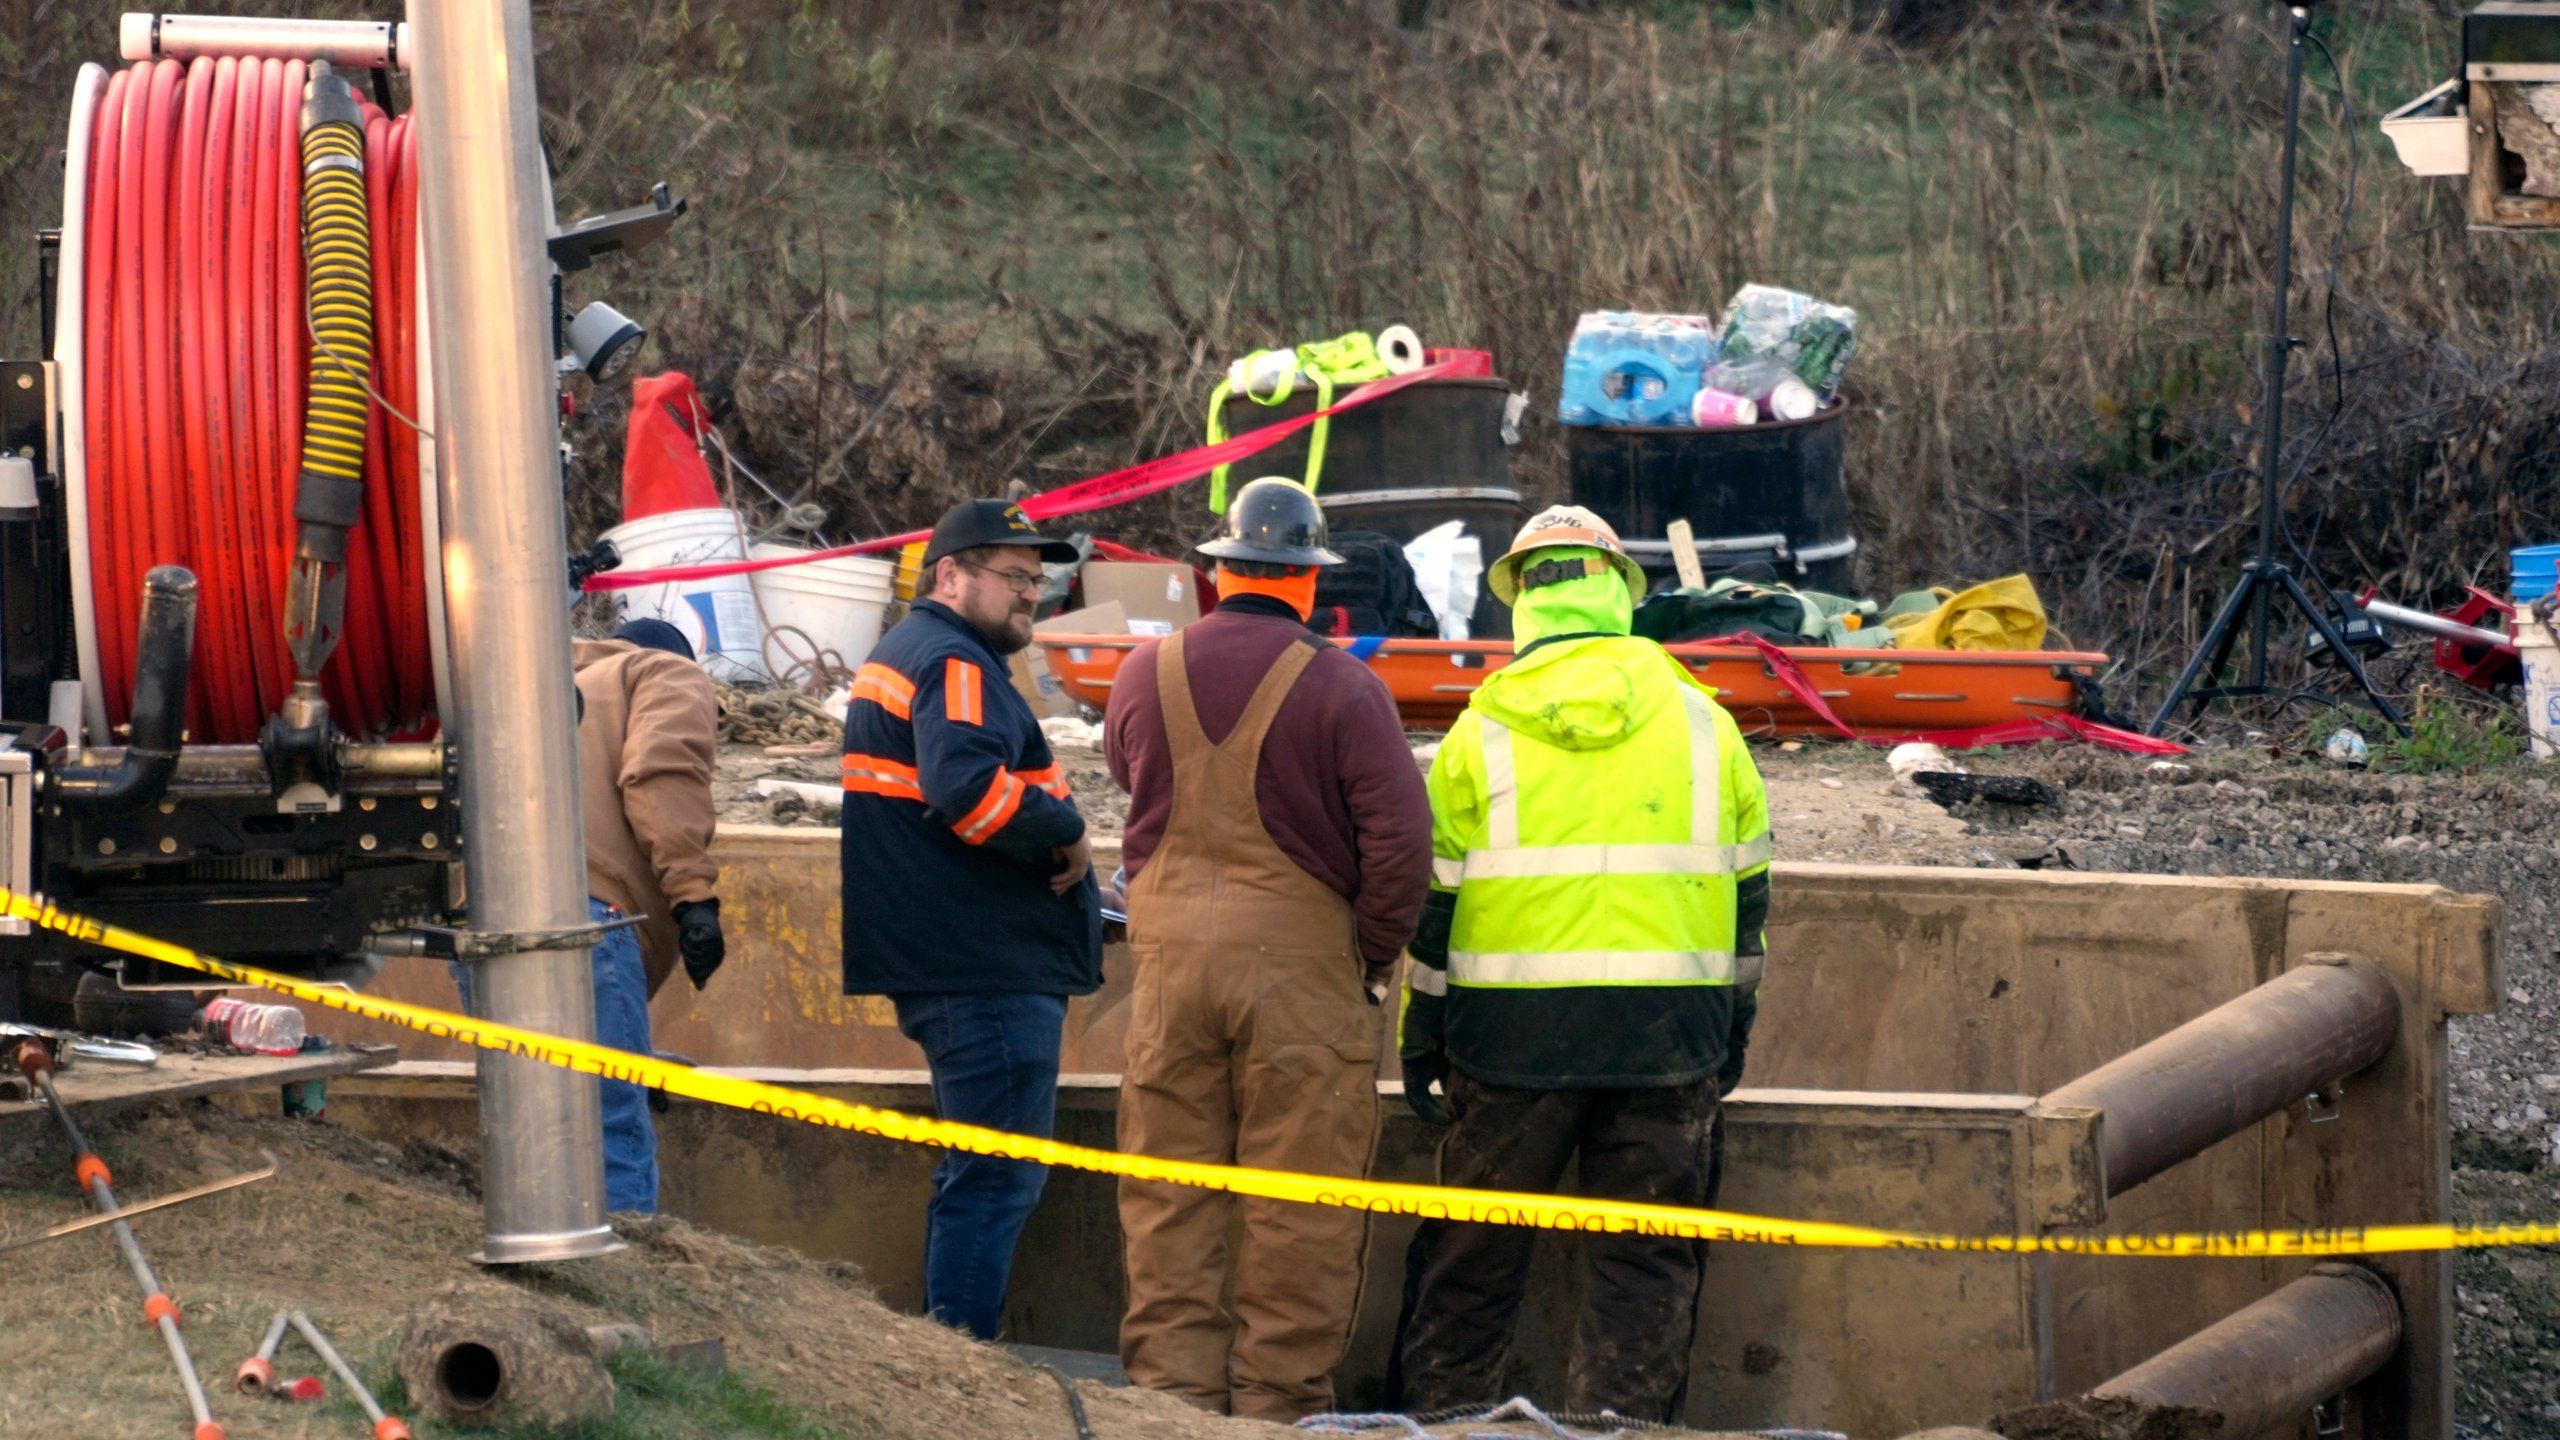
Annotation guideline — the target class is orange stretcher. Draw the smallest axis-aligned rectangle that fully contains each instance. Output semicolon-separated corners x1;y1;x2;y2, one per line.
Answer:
1036;635;2113;736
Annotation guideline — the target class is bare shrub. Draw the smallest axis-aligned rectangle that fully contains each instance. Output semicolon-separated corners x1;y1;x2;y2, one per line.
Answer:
4;0;2554;711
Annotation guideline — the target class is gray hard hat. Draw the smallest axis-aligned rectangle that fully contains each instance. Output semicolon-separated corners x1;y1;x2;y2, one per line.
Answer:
1196;477;1345;567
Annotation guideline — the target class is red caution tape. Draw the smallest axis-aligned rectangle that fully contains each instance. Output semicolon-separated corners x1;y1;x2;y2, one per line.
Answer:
581;360;1463;592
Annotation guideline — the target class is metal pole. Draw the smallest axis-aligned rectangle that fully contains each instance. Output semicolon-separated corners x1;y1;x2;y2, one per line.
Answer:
120;13;410;69
12;1049;222;1437
2248;6;2312;690
2094;1264;2402;1435
290;1311;412;1438
407;0;615;1263
2041;956;2399;1197
2357;595;2511;651
236;1309;292;1397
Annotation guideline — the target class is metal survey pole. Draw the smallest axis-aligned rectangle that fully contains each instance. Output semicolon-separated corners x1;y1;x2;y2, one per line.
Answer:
408;0;615;1262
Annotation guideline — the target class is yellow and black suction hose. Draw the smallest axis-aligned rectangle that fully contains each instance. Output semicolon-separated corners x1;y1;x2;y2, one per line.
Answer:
284;60;370;679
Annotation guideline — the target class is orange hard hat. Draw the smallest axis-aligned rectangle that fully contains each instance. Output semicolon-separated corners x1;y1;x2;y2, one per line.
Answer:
1487;505;1647;605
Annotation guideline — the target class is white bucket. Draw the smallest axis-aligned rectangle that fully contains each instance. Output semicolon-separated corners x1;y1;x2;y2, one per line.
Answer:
2521;620;2560;760
749;543;898;683
601;507;767;683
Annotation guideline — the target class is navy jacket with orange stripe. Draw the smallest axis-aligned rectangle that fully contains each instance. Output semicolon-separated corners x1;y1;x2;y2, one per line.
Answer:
839;599;1103;997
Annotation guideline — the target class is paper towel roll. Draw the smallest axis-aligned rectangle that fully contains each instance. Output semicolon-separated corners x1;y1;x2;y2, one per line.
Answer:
1377;324;1425;375
1767;377;1820;422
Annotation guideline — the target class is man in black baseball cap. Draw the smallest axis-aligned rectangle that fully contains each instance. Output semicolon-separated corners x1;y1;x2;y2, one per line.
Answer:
917;499;1081;653
837;496;1101;1340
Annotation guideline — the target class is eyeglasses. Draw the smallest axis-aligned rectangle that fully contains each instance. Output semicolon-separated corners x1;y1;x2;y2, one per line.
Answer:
959;559;1046;595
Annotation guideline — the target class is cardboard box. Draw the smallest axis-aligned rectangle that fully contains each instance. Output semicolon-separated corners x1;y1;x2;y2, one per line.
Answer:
1010;601;1128;718
1077;562;1200;638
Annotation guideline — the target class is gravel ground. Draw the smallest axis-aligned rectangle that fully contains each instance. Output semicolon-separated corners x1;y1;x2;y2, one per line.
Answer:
712;733;2560;1436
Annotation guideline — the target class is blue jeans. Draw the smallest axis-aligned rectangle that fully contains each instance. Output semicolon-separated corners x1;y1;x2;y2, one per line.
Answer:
450;898;659;1213
893;991;1068;1340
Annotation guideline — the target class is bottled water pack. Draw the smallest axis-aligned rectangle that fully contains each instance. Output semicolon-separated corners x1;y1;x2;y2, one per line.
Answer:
1557;286;1859;428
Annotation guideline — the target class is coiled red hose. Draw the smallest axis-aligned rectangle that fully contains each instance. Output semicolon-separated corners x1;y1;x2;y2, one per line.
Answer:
80;57;432;743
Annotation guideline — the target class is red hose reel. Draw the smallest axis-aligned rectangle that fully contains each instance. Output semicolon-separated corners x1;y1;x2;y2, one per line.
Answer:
78;56;432;744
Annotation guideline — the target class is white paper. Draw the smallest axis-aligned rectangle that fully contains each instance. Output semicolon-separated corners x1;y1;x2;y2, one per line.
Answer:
1402;520;1484;641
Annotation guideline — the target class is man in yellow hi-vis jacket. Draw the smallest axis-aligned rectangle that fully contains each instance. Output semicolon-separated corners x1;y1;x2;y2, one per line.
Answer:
1394;505;1771;1422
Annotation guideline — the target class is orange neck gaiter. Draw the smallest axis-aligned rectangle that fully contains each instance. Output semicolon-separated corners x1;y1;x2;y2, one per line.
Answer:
1215;565;1319;620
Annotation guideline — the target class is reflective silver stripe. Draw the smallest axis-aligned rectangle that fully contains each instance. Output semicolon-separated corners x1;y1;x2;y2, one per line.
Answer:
1479;719;1520;850
1448;949;1738;985
1463;692;1759;881
1406;962;1449;997
1431;856;1466;887
1735;952;1766;990
1680;689;1721;848
1463;843;1741;879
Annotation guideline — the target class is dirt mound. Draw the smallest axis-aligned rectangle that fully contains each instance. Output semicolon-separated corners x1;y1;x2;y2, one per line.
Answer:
0;1102;1284;1440
1988;1393;2223;1440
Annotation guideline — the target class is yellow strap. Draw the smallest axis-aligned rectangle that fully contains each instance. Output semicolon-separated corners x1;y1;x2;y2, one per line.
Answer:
1205;376;1238;515
10;887;2551;1259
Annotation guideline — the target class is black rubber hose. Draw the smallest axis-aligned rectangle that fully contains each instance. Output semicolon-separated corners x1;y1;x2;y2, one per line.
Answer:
52;566;196;816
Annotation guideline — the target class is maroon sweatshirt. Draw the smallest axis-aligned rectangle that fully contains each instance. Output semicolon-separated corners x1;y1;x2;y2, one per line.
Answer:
1106;595;1433;981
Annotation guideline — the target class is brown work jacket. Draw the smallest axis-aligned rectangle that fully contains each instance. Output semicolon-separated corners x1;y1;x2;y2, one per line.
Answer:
573;639;720;996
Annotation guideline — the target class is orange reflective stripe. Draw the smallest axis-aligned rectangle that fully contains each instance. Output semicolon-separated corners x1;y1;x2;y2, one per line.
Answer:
952;769;1027;845
1017;763;1070;798
841;752;924;800
945;658;984;726
851;663;915;719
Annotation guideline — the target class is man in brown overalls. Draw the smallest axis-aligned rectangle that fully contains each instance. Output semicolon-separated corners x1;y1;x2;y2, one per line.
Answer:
1104;477;1434;1419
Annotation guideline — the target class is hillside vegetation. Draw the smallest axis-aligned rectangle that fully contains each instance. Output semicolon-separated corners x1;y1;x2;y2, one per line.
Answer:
5;0;2554;705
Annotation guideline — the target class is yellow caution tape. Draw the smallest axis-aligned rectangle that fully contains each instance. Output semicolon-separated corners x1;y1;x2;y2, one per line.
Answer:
9;887;2556;1258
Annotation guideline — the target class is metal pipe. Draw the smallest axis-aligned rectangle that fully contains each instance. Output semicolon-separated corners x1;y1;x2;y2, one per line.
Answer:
340;742;451;778
9;1042;224;1438
2094;1264;2402;1436
2357;596;2510;651
290;1311;413;1439
55;742;448;800
2041;957;2400;1196
121;13;409;69
408;0;614;1263
51;567;196;817
236;1309;292;1397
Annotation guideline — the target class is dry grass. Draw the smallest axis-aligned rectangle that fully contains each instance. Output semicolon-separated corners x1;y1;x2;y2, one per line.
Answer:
6;0;2557;709
0;1101;1289;1440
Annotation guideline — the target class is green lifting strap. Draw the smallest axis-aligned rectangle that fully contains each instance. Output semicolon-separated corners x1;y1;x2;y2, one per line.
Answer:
1205;332;1392;513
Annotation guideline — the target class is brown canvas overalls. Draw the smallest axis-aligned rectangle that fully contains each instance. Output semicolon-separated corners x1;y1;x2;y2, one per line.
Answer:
1117;629;1383;1420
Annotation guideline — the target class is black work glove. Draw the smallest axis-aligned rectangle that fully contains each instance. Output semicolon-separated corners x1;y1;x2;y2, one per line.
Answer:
1716;986;1758;1099
1402;1049;1453;1126
1400;972;1454;1125
673;899;725;990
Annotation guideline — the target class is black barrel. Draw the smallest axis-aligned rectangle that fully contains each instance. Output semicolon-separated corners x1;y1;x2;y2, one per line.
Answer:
1219;376;1521;638
1565;405;1858;596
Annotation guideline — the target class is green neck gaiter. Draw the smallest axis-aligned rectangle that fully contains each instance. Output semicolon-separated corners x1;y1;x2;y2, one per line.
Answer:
1510;548;1634;647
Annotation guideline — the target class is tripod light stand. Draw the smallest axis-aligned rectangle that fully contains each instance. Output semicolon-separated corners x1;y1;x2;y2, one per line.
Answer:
2146;2;2406;738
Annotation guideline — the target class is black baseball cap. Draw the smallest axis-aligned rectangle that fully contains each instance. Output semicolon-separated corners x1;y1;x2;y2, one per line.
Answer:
920;498;1080;569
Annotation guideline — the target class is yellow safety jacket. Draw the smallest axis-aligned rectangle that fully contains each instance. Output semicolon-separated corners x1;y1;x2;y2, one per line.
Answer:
1404;630;1770;1089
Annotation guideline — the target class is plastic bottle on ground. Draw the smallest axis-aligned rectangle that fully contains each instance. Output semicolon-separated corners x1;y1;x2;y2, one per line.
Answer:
199;997;307;1056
